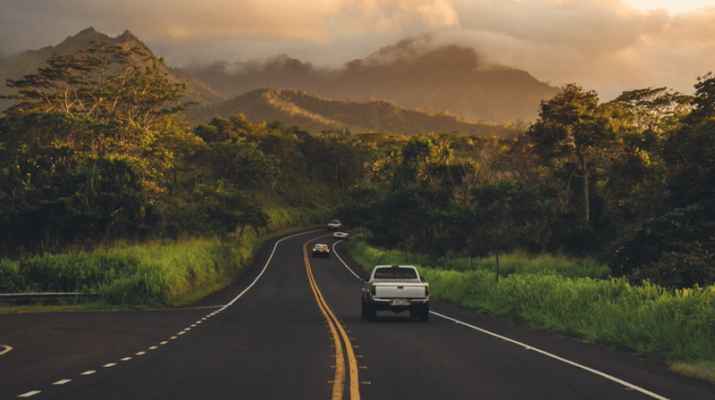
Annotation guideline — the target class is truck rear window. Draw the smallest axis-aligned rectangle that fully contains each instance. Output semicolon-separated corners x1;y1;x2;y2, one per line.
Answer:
374;268;417;279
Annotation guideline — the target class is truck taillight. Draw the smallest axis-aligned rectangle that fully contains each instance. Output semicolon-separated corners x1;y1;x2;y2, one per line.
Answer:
425;286;430;297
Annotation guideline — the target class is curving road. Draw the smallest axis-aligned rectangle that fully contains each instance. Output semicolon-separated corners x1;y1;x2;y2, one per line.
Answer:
1;229;714;399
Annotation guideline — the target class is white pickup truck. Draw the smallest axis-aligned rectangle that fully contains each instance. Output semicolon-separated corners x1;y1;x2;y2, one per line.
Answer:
361;265;430;322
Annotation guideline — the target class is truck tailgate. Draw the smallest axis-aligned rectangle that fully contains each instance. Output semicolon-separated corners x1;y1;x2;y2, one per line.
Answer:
373;283;426;298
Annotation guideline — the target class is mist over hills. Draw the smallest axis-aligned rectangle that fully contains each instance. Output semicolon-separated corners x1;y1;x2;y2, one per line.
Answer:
187;87;516;136
1;28;557;133
186;37;560;124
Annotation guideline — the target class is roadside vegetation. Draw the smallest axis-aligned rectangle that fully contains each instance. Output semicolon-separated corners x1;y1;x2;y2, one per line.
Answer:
2;40;715;385
346;234;715;384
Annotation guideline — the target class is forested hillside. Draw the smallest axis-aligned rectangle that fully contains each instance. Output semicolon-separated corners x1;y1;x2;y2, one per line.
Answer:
187;88;517;136
2;37;714;292
0;27;225;112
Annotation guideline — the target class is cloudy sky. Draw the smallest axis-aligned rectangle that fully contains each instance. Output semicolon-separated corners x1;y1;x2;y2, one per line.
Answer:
1;0;714;100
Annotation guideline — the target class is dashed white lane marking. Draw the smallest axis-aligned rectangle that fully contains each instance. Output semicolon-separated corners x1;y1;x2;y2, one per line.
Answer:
170;336;177;340
178;331;186;335
17;390;41;397
103;363;116;368
160;341;168;345
0;344;12;356
136;351;146;356
52;379;71;385
80;370;96;376
121;357;132;361
149;346;158;350
184;327;191;331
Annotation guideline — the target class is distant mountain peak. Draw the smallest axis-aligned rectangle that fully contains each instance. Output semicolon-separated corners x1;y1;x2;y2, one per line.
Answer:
78;26;98;35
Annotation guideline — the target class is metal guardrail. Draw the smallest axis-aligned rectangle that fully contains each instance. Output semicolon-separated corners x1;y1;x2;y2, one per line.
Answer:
0;293;100;304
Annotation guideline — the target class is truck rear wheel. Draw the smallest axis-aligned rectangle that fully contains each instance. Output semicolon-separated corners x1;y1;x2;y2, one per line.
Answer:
418;303;429;322
367;303;377;321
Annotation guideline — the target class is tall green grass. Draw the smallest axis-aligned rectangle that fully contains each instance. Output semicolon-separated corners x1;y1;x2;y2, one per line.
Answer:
346;235;715;369
0;240;238;306
0;203;334;307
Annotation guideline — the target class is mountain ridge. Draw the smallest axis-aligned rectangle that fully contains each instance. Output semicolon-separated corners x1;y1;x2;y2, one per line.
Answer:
186;37;560;124
187;87;517;136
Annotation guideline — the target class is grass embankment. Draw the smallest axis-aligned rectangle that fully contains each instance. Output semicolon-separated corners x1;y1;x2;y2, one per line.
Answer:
0;204;332;310
345;235;715;384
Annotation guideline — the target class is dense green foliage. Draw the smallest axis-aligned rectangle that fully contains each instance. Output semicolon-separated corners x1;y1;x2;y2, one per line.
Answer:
338;77;715;289
0;43;361;259
347;236;715;368
2;41;715;310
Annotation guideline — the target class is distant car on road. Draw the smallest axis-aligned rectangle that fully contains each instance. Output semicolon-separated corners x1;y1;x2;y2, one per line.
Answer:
312;243;330;258
333;231;349;240
327;220;343;230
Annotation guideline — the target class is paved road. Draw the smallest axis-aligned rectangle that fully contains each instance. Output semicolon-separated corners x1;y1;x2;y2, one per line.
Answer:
1;229;714;399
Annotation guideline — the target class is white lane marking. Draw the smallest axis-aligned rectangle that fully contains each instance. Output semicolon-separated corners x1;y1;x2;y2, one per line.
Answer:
17;390;41;397
191;324;197;327
178;331;185;335
149;346;158;350
331;240;362;280
136;351;146;356
330;243;670;400
431;311;669;400
184;327;191;331
52;379;71;385
225;229;322;307
170;336;177;340
159;341;168;345
120;357;132;361
103;363;116;368
80;370;96;376
0;344;12;356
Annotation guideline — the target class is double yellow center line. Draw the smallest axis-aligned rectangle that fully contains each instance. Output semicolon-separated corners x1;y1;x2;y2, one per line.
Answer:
303;238;360;400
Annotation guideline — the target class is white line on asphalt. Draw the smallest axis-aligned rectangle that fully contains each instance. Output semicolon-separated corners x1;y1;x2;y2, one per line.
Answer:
431;311;669;400
136;351;146;356
160;341;168;345
103;363;116;368
170;336;177;340
331;240;362;280
0;344;12;356
225;229;322;307
52;379;71;385
330;242;670;400
149;346;158;350
80;370;96;375
120;357;132;361
17;390;41;397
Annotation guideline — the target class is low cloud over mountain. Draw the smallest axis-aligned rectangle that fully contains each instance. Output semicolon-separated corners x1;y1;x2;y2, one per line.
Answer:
186;36;559;124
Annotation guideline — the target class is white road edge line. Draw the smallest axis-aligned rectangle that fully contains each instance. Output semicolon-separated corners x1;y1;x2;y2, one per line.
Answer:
331;240;362;280
331;242;669;400
224;229;322;307
431;311;669;400
0;344;12;356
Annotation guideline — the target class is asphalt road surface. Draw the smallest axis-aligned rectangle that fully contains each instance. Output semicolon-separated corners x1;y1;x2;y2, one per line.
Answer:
2;229;715;400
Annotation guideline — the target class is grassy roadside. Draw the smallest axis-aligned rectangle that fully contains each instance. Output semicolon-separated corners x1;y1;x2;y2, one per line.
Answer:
0;205;331;313
345;234;715;384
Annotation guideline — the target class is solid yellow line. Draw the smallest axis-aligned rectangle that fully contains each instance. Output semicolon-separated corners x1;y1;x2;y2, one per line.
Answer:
303;237;361;400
